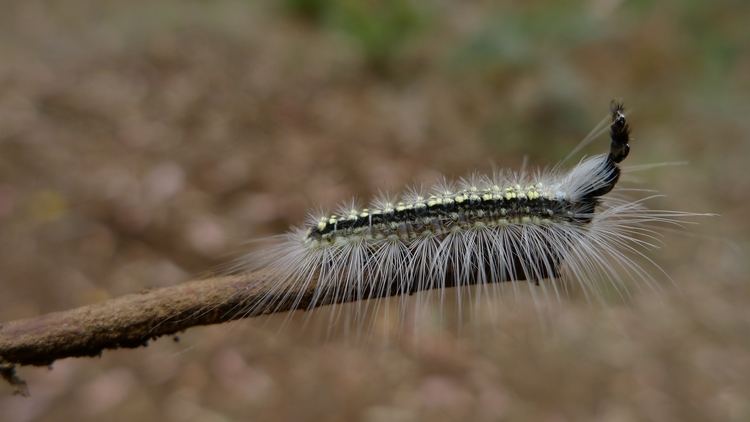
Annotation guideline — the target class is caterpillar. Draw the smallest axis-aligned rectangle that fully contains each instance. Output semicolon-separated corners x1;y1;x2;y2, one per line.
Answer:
232;101;698;325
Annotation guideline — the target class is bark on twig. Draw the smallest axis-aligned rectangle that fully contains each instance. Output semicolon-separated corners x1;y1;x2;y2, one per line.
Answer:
0;272;284;368
1;268;505;370
0;262;540;394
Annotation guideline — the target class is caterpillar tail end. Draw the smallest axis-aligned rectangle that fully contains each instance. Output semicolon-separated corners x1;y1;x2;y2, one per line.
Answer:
575;100;631;202
609;100;630;164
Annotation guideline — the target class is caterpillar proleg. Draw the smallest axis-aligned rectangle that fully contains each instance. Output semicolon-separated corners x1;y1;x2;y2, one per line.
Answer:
234;101;698;323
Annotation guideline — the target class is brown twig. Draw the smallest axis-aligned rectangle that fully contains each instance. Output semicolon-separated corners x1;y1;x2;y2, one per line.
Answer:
1;266;517;370
0;260;550;399
0;262;545;394
0;272;285;368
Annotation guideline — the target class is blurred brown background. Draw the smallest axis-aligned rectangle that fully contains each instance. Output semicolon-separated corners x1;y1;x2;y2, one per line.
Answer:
1;0;748;421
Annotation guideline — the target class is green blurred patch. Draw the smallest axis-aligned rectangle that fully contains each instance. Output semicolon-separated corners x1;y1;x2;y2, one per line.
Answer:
283;0;330;22
454;1;603;69
283;0;428;74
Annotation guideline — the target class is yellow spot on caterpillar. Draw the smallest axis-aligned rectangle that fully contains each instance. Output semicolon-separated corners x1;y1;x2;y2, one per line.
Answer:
317;221;327;231
482;193;493;201
454;195;466;204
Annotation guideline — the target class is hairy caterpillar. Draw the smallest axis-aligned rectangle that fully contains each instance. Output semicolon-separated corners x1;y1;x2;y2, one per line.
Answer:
232;101;697;324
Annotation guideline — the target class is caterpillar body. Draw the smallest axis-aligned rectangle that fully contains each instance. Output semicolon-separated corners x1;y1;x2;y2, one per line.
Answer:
235;102;695;323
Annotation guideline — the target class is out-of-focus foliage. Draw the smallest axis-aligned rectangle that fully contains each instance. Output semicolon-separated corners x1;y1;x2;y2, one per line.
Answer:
284;0;428;73
1;0;749;421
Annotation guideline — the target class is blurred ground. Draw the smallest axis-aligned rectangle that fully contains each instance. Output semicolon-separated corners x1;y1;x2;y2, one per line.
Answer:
1;0;749;421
